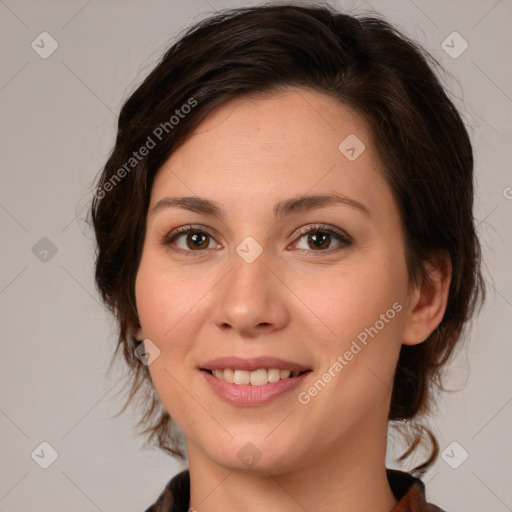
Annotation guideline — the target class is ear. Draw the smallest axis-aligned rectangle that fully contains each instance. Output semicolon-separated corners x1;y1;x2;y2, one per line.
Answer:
401;252;452;346
134;326;145;341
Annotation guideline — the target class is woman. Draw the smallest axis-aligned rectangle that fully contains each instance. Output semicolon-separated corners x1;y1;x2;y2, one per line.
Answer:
90;3;485;511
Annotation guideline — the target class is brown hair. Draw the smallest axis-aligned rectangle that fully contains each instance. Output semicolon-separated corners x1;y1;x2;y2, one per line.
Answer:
89;2;485;475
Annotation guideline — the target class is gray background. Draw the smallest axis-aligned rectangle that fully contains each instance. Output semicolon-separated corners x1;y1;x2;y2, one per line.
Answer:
0;0;511;510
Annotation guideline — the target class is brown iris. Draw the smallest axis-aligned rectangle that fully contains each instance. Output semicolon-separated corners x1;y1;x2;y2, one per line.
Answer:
308;232;331;250
186;232;209;250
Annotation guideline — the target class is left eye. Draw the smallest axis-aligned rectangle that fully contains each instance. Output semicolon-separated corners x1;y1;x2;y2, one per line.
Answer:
292;226;352;252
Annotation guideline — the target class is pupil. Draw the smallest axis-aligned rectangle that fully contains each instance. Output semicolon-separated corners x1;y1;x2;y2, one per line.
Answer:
188;233;208;249
309;232;329;250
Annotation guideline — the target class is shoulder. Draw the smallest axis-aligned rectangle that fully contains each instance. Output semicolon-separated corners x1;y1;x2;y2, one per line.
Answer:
387;468;446;512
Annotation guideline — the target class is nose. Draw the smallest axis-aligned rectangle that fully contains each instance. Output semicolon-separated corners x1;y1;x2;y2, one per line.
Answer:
211;249;290;338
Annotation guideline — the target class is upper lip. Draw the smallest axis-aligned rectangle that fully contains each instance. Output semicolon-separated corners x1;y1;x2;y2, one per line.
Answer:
200;356;311;373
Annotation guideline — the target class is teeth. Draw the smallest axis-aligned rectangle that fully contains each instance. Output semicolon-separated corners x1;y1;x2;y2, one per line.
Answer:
250;368;268;386
209;368;303;385
268;368;281;382
233;369;250;385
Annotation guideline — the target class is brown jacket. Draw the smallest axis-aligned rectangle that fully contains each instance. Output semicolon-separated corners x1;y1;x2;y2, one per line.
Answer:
144;468;446;511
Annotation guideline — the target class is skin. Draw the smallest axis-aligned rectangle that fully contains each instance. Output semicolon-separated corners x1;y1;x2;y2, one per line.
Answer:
135;88;451;512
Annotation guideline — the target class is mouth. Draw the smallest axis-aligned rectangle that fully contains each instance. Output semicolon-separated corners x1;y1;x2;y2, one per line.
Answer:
200;368;312;386
200;365;312;406
199;356;312;405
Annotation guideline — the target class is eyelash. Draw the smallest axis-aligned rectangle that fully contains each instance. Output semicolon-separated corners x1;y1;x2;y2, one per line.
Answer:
162;223;353;257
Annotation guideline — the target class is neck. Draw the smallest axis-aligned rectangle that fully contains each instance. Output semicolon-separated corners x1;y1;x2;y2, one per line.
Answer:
187;422;398;512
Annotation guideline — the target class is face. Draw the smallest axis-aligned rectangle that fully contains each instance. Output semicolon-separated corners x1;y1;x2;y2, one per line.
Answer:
135;88;417;475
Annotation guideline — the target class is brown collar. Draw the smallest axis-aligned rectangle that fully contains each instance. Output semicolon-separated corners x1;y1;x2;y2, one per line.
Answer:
145;468;446;512
387;469;445;511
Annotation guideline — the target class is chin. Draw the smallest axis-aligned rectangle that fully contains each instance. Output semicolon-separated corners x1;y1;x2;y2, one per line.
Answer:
203;433;303;475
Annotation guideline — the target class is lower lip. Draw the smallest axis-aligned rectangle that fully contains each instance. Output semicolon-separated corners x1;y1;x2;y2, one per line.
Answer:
201;370;310;406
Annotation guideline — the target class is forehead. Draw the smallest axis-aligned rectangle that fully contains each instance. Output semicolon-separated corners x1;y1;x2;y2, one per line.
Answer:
181;88;369;168
150;88;393;222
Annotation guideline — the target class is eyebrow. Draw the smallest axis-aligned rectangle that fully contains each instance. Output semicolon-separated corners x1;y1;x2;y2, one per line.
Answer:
151;192;371;220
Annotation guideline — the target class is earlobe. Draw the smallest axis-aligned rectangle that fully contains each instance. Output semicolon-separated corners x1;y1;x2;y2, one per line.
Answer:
401;253;452;346
134;326;145;341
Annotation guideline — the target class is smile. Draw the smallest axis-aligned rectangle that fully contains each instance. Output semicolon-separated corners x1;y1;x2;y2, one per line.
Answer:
204;368;306;386
200;369;312;406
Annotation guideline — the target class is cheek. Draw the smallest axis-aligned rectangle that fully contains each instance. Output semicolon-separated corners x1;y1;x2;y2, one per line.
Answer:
294;277;405;439
135;258;209;431
290;252;406;348
288;251;408;422
135;254;207;343
134;252;218;396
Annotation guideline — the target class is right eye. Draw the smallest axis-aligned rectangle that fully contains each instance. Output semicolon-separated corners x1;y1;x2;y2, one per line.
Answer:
162;225;222;254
